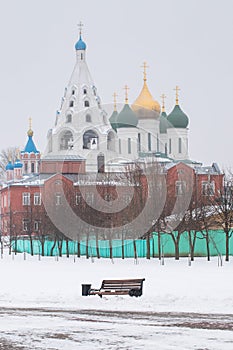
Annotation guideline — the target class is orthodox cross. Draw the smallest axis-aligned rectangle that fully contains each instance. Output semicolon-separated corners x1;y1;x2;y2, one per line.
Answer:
78;21;83;36
174;85;180;105
123;85;129;104
160;93;167;112
141;61;149;82
113;92;118;111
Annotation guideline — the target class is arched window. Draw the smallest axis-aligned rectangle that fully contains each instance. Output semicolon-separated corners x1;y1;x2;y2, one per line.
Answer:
66;114;72;123
60;130;74;150
69;101;74;107
84;100;90;107
86;114;91;123
83;88;87;94
107;131;115;151
31;163;35;173
83;130;98;150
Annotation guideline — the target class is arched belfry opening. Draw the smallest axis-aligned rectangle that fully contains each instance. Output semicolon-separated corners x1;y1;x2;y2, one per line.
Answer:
107;131;115;151
83;130;99;149
59;130;74;150
97;153;105;173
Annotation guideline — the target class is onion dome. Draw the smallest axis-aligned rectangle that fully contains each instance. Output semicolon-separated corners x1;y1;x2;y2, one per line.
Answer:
5;161;14;171
14;158;23;168
132;62;160;118
109;111;118;132
167;86;189;128
117;104;138;129
109;92;118;131
160;111;168;134
167;104;189;128
159;94;168;133
22;119;39;154
75;35;86;50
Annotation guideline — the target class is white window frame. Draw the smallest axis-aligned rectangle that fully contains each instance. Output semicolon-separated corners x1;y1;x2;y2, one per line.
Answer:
23;219;29;231
202;181;215;196
85;192;94;205
22;192;30;206
76;194;82;205
34;220;40;232
175;181;186;196
55;193;62;206
34;193;41;205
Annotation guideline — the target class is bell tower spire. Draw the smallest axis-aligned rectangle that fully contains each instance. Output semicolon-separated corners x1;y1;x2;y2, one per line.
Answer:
75;21;87;61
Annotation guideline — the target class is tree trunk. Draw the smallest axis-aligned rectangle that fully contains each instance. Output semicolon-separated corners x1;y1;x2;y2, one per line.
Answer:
146;234;150;259
50;238;57;256
152;235;155;258
109;238;113;260
66;239;69;258
188;231;196;261
58;240;63;257
175;241;179;260
205;231;210;261
86;235;89;259
158;233;161;260
96;232;100;259
41;237;45;257
0;236;3;257
133;240;137;260
77;238;80;258
29;236;34;256
121;235;125;259
226;232;229;262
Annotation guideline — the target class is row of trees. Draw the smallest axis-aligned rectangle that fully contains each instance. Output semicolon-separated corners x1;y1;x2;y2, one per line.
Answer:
1;153;233;260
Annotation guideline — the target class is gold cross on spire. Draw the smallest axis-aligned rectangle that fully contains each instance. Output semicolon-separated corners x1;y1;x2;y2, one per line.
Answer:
123;85;129;104
174;85;180;105
141;61;149;82
78;21;83;36
113;92;118;111
160;93;166;112
28;117;33;137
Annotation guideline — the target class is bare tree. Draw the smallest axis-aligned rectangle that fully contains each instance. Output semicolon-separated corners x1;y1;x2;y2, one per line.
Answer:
212;177;233;261
0;147;19;179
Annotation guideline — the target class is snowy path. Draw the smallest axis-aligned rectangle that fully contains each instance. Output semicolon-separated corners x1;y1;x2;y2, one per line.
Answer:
0;307;233;350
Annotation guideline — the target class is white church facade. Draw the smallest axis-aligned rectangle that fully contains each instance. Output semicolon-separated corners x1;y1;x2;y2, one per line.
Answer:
43;28;191;173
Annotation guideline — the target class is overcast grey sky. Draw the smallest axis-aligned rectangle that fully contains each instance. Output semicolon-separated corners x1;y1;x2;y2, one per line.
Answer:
0;0;232;169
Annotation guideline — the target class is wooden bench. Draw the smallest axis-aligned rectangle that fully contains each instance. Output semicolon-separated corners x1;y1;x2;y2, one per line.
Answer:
88;278;145;298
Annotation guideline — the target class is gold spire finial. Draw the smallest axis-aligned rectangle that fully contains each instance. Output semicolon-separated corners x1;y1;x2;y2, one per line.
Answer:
16;148;21;159
141;62;149;82
123;85;129;104
113;92;118;111
174;85;180;105
28;117;33;137
77;21;84;36
160;93;166;112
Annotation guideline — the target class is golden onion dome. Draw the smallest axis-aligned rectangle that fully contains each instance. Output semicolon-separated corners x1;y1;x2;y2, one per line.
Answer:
132;81;161;114
132;62;160;118
27;128;34;137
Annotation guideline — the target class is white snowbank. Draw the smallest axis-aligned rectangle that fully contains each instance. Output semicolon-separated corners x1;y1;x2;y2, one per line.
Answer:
0;252;232;314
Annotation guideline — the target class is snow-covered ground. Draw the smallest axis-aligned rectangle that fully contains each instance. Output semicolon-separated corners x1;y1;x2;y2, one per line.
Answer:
0;252;233;349
0;252;232;314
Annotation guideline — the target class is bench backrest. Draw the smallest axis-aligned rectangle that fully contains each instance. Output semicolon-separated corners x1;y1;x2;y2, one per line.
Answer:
101;278;145;291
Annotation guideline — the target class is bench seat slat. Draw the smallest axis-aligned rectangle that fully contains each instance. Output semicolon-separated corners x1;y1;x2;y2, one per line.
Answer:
89;278;145;297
